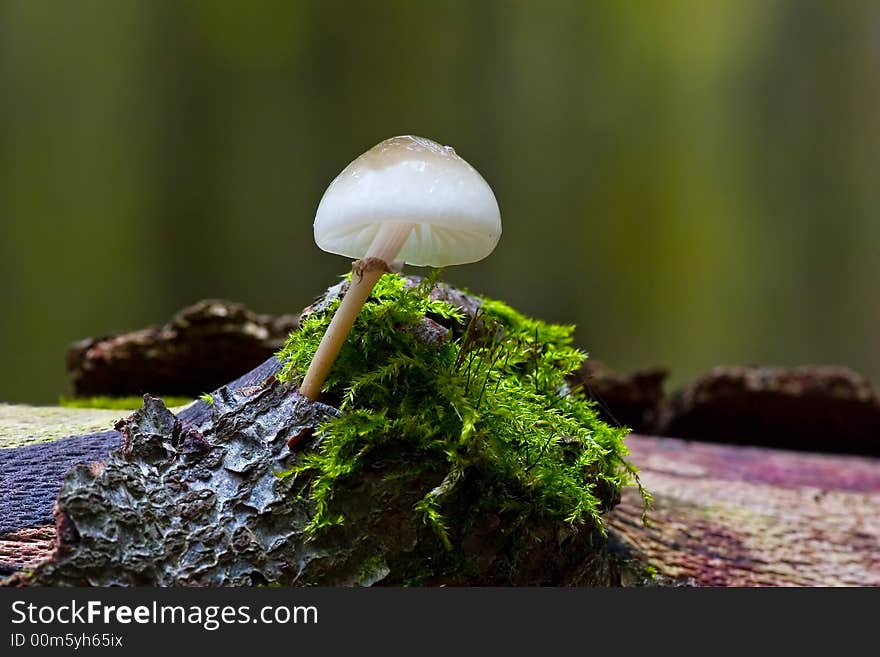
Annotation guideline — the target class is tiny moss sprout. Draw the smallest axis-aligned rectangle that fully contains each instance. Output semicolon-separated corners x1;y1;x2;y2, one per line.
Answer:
277;272;650;550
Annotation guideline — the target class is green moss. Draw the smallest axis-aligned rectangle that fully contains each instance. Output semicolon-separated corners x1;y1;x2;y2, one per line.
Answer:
59;395;195;410
277;272;649;563
357;555;391;586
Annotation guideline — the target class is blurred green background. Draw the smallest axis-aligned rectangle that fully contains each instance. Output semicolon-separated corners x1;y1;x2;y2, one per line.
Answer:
1;0;878;404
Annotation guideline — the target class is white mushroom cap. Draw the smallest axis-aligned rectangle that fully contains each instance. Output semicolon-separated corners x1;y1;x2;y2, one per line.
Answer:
313;135;501;267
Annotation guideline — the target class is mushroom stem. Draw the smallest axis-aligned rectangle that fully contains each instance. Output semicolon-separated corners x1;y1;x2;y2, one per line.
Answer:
299;222;413;400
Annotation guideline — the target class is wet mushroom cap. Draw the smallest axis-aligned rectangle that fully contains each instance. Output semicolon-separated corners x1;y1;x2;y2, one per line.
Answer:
313;135;501;267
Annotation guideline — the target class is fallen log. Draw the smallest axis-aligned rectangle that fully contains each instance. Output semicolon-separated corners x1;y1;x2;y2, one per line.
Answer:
5;425;878;586
3;279;878;586
2;276;630;586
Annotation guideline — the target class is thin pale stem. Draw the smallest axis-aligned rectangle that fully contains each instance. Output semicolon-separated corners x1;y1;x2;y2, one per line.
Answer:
299;222;413;400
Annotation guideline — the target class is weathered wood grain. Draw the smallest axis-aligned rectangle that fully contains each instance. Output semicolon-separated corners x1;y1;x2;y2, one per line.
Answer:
609;436;880;586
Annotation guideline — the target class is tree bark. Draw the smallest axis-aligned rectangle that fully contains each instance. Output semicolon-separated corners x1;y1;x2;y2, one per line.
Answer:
658;365;880;455
66;299;298;398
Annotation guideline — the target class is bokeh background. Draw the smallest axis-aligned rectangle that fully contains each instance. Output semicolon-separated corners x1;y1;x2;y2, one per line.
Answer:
1;0;878;404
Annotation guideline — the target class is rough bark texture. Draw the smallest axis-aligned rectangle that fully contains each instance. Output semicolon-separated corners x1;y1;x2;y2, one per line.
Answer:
0;357;280;538
608;435;880;586
66;299;298;397
30;389;346;586
659;365;880;455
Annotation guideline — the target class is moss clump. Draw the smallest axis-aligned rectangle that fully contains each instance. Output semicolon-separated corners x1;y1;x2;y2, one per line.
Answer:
277;273;648;577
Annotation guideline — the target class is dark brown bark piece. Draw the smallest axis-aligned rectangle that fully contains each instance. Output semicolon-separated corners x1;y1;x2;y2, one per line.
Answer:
659;365;880;455
66;299;299;397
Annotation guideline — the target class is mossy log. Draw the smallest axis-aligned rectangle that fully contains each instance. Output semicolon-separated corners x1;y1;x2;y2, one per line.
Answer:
5;420;879;586
3;278;626;586
11;389;615;586
3;279;879;586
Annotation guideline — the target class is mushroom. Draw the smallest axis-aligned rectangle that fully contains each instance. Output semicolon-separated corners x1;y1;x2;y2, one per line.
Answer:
299;135;501;400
